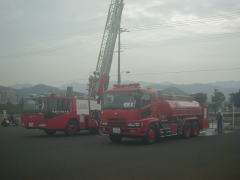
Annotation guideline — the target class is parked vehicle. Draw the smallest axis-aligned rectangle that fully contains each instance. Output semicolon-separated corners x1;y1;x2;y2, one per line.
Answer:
22;1;124;136
100;84;209;144
21;95;101;135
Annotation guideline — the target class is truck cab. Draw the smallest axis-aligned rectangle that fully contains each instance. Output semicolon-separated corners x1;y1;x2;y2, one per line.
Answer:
101;84;160;143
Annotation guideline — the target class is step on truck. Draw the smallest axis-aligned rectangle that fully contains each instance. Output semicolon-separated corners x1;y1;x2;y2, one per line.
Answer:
21;94;101;135
100;84;209;144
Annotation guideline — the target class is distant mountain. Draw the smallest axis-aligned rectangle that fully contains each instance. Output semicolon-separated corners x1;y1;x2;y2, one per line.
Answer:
61;82;87;93
0;86;19;104
4;80;240;101
159;86;189;96
207;81;240;89
61;81;140;93
0;86;16;92
18;84;64;97
59;80;240;100
9;83;33;89
172;82;240;100
1;84;86;104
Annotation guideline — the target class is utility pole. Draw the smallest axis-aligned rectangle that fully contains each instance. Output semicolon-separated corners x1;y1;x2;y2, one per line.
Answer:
117;28;129;84
118;28;121;84
233;103;235;129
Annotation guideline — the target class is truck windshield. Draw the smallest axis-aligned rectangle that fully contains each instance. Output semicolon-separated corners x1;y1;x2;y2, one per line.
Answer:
23;97;70;114
103;91;151;109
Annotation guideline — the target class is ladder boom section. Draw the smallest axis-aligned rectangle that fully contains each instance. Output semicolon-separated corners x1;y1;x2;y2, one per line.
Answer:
89;0;124;98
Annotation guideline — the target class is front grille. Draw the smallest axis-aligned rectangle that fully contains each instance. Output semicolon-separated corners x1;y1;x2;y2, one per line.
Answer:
108;118;127;127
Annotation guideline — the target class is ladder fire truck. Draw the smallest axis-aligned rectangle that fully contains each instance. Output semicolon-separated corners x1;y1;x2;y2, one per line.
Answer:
21;0;124;135
88;0;124;100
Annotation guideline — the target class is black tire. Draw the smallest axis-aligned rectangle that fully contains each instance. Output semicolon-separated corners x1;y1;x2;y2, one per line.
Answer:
44;129;56;136
183;122;191;138
142;125;157;144
191;121;200;137
109;134;122;143
64;120;79;136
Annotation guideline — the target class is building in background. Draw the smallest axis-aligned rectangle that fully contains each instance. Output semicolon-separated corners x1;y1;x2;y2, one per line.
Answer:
0;89;18;104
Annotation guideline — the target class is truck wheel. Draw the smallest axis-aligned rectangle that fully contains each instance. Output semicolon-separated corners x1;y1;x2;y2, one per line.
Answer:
191;122;200;137
44;129;56;136
183;122;191;138
109;134;122;143
64;120;79;136
143;125;157;144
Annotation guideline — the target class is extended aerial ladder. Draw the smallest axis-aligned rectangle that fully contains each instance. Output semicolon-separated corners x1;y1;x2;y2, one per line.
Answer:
88;0;124;100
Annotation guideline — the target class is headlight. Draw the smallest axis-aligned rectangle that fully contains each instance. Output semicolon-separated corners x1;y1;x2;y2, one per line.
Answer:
101;122;108;126
127;122;142;127
39;124;47;127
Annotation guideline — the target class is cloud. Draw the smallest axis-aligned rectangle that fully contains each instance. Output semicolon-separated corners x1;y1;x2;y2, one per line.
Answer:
124;0;165;19
122;0;240;44
0;0;240;85
0;32;102;59
124;0;240;23
0;0;24;24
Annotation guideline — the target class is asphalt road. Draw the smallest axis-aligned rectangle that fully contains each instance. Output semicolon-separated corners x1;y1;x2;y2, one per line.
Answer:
0;127;239;180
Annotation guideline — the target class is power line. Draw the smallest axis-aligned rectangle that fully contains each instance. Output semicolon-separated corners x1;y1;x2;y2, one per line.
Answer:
119;11;240;50
131;14;240;30
16;67;240;86
124;11;240;32
2;10;240;58
120;67;240;76
120;31;240;51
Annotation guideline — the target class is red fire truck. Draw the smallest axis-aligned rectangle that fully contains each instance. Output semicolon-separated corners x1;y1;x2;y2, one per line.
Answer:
100;84;209;144
21;0;124;136
21;95;101;135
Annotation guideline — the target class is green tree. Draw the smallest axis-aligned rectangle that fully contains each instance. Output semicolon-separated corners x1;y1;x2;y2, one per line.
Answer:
229;90;240;108
211;89;225;113
191;93;208;106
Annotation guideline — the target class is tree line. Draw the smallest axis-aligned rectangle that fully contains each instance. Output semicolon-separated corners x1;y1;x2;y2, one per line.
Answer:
1;89;240;115
191;89;240;113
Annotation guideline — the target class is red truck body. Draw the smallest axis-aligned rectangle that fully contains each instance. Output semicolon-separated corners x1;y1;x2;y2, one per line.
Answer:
21;95;101;135
100;84;209;143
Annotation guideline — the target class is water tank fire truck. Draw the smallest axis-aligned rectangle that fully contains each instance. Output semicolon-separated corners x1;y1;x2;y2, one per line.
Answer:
100;84;209;144
21;94;101;135
94;0;209;144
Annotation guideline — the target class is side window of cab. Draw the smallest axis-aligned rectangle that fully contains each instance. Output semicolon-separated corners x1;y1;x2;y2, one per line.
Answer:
140;93;152;118
140;93;151;107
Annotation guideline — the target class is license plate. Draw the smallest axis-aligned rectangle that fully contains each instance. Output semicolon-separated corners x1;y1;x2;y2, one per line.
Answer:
112;128;121;134
28;122;34;127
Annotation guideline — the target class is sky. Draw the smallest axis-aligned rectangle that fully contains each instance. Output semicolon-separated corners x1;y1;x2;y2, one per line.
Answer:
0;0;240;87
